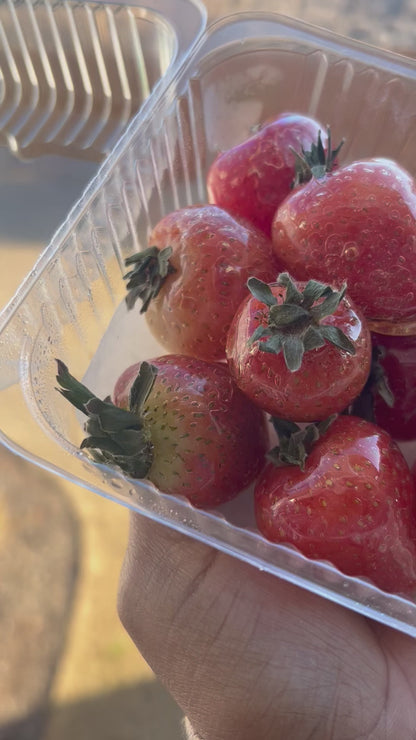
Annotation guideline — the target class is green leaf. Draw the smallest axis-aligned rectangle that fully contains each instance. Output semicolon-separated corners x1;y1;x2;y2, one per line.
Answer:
85;397;141;433
319;324;355;355
259;334;284;354
302;423;320;449
247;324;271;346
81;436;125;454
269;303;310;328
327;128;345;170
270;417;301;440
310;284;347;321
124;246;175;312
246;272;356;372
279;447;307;470
282;335;305;372
247;277;277;307
266;446;285;466
55;359;155;479
316;131;326;163
55;359;96;414
277;272;303;305
129;361;158;415
301;279;332;308
290;146;313;187
371;346;395;408
267;416;335;470
114;428;149;454
158;246;174;278
303;325;326;352
317;415;337;437
292;127;345;185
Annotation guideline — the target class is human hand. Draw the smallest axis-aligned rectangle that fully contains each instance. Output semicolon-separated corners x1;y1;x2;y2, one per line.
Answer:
118;514;416;739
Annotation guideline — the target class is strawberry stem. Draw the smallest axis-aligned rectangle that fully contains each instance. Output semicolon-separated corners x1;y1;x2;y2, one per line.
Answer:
291;127;345;187
55;359;157;479
124;246;176;312
343;345;394;421
248;273;355;372
268;416;336;470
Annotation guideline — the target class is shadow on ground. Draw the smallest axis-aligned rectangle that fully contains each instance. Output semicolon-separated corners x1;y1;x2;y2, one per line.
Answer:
0;448;80;740
0;445;184;740
0;680;184;740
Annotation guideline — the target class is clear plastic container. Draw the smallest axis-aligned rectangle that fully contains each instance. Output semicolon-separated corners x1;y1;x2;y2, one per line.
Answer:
0;0;207;159
3;11;416;635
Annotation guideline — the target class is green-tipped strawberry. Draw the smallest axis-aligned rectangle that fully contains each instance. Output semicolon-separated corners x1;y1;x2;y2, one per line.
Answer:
56;355;269;509
226;273;371;421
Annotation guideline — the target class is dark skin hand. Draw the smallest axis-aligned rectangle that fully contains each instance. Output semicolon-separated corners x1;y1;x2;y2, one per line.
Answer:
118;514;416;739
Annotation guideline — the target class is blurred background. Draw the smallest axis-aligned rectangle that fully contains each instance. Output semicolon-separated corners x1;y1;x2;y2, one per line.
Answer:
0;1;414;739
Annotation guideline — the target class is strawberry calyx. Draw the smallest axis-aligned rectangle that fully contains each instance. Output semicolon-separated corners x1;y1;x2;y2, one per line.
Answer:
343;345;394;421
268;416;336;470
55;359;156;478
291;127;344;187
124;246;176;312
247;272;356;372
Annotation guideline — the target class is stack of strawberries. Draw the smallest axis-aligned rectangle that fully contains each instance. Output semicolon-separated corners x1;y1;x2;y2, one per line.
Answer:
57;113;416;595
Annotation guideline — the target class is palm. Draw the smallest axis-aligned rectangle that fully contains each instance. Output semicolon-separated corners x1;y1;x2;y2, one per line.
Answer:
118;515;416;739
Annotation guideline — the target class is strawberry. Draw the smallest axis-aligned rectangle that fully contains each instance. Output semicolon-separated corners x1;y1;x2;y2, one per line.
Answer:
124;204;281;362
369;332;416;442
207;112;329;236
56;356;268;508
254;415;416;594
226;272;371;421
345;332;416;444
271;136;416;334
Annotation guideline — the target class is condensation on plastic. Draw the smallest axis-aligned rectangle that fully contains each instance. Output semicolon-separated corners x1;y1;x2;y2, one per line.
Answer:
2;12;416;635
0;0;206;160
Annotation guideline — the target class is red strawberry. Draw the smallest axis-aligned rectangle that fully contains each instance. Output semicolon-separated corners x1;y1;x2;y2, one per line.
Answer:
254;415;416;594
207;112;329;236
56;355;268;509
370;333;416;442
226;272;371;421
124;204;281;362
347;332;416;443
271;144;416;334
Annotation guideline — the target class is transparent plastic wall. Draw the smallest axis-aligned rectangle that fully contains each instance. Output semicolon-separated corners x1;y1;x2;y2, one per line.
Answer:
0;0;206;159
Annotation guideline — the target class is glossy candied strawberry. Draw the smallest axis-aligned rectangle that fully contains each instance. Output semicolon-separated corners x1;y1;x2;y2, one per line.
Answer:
56;355;269;509
254;415;416;594
226;273;371;421
207;113;328;236
124;204;281;362
272;156;416;333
